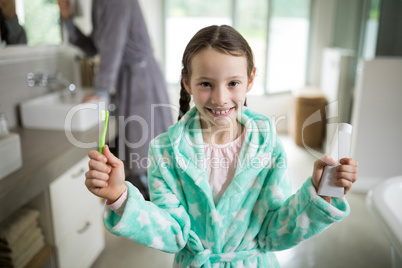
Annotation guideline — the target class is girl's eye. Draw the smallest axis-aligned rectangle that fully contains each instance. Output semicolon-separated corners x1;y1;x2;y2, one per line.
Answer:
229;81;239;87
200;82;211;88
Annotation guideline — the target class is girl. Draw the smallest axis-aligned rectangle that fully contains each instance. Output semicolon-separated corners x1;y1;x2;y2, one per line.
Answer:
86;25;358;267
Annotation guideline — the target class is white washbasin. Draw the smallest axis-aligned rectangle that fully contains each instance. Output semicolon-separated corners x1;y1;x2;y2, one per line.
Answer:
367;176;402;268
20;90;104;132
0;133;22;180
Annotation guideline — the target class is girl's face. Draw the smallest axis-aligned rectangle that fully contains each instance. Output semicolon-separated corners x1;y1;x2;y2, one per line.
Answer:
183;48;256;131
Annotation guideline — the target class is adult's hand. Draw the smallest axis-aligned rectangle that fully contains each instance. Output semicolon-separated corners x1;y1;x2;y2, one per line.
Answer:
0;0;17;19
57;0;72;20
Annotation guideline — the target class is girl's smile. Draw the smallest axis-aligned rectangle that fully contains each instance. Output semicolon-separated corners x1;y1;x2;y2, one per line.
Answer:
206;107;234;117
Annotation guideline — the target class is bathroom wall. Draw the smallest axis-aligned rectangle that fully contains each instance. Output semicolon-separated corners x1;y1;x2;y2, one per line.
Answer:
351;57;402;191
0;46;81;128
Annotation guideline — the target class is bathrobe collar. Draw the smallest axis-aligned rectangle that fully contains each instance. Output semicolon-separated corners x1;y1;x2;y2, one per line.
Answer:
167;106;276;206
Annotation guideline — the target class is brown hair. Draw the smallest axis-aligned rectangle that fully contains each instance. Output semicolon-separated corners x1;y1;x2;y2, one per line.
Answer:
177;25;255;121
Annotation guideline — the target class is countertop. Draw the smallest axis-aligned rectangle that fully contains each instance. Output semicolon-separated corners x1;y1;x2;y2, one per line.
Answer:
0;118;117;223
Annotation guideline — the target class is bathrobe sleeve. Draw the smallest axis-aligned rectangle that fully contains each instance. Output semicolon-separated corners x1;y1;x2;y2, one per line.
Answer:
103;137;191;254
64;0;130;95
257;140;350;251
63;18;97;57
2;15;27;44
92;0;130;93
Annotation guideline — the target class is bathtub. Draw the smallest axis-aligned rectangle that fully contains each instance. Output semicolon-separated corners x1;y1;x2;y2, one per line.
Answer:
367;176;402;268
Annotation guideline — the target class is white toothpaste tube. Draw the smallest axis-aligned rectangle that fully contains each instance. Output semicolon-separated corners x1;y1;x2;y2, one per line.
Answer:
318;123;353;198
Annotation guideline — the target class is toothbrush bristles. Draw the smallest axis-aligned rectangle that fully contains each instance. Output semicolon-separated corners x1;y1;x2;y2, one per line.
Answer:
100;110;106;120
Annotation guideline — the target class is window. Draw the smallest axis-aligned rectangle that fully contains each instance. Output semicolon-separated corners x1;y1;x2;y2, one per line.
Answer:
266;0;310;94
360;0;381;59
165;0;312;95
165;0;232;86
16;0;62;46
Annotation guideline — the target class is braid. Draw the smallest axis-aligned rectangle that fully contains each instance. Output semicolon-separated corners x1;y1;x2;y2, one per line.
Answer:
178;80;191;121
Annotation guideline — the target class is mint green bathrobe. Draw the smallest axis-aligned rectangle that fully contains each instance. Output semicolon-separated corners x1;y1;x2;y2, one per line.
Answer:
104;107;350;267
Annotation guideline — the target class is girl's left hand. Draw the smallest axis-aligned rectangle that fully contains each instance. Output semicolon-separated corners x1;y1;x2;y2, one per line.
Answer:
312;155;358;199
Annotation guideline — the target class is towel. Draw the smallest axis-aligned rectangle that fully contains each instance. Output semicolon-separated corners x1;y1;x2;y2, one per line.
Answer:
0;227;43;260
14;234;45;268
0;208;39;246
0;235;44;268
0;219;37;250
0;208;45;268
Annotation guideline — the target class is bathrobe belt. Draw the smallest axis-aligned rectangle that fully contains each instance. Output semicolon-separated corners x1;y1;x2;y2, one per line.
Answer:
188;248;264;267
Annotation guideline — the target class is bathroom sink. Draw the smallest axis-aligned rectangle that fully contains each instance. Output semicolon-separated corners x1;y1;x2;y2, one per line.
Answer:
20;90;104;132
367;176;402;268
0;133;22;180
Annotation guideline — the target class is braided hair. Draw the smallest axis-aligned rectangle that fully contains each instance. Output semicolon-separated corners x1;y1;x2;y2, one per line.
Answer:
177;25;254;121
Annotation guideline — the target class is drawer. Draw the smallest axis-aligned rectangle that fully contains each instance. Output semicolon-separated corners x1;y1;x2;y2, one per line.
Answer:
55;208;105;268
49;157;101;245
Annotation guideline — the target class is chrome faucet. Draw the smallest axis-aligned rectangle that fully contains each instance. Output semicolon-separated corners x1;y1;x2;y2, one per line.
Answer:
26;72;76;94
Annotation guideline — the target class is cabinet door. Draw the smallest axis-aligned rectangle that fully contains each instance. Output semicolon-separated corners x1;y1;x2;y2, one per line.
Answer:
49;157;101;245
56;208;105;268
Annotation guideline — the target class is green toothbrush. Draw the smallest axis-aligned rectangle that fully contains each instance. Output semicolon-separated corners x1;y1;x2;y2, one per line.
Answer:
99;110;109;154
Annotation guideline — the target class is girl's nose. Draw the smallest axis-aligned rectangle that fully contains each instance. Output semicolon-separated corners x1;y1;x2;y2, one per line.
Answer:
211;85;228;105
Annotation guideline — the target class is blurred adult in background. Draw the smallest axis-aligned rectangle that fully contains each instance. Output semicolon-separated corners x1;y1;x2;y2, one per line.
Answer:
58;0;172;200
0;0;27;45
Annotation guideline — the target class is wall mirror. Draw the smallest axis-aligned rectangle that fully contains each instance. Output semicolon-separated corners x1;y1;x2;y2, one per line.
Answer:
1;0;62;47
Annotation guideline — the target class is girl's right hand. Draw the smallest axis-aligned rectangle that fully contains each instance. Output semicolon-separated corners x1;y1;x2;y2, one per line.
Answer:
86;145;127;204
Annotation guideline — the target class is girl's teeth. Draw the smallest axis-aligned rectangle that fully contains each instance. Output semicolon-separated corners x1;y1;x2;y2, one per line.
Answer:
211;108;230;114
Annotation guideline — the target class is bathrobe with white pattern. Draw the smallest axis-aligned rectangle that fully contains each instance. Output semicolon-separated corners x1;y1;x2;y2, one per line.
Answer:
104;106;350;267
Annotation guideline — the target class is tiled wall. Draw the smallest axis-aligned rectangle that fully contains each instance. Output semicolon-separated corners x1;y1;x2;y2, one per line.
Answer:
0;46;81;128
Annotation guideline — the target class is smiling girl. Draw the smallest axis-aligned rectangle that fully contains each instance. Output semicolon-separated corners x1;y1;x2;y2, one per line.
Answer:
85;25;358;267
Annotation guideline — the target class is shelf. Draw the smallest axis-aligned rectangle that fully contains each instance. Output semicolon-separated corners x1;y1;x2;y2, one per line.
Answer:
25;244;52;268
